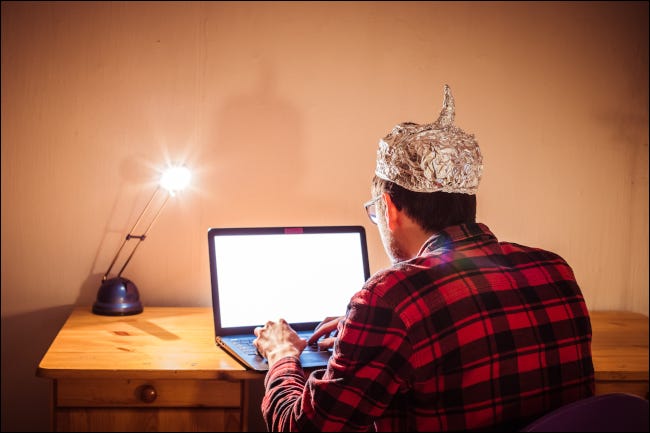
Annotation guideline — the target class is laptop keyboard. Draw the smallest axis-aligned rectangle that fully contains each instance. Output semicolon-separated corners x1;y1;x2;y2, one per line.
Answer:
230;337;259;355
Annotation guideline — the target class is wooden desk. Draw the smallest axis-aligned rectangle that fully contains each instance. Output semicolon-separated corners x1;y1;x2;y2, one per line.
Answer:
37;308;649;432
590;310;649;398
37;307;260;432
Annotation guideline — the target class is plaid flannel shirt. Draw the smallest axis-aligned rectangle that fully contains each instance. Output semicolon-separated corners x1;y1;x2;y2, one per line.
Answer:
262;223;595;432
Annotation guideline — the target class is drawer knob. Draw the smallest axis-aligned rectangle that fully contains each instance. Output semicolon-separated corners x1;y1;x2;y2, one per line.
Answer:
139;385;158;403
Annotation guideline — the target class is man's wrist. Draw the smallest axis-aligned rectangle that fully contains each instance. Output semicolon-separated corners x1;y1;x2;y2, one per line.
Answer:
267;345;301;367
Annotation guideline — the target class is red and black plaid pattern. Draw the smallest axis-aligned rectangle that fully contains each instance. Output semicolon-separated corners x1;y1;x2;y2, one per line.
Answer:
262;223;594;432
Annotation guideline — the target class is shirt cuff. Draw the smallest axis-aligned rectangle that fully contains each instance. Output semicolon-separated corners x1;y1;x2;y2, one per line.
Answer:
264;356;303;388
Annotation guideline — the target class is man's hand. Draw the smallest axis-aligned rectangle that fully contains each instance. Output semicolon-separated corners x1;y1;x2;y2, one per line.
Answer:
253;319;307;368
307;316;343;351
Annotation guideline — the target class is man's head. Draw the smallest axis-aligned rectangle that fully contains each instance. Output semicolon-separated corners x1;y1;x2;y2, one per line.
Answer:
371;175;477;233
370;85;482;261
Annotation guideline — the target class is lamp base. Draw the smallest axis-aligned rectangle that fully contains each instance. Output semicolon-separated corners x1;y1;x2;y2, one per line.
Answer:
92;277;143;316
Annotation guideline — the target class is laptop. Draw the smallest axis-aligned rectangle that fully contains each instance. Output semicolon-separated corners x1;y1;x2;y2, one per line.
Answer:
208;225;371;371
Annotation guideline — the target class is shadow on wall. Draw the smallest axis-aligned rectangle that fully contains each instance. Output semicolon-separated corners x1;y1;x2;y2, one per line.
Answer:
210;60;305;207
76;272;122;308
1;304;75;432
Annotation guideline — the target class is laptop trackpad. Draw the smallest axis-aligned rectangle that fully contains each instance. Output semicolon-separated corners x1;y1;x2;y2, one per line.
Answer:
300;348;332;368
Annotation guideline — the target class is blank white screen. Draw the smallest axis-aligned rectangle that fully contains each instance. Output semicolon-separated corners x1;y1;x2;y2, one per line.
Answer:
213;232;367;328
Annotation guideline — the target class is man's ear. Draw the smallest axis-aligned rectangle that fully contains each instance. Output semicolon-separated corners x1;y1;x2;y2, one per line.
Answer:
382;192;400;231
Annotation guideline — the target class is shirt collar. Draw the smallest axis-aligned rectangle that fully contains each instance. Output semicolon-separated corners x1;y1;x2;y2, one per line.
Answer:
417;223;495;257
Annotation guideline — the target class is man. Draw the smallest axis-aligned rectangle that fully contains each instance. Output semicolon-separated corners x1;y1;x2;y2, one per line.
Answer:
253;85;594;431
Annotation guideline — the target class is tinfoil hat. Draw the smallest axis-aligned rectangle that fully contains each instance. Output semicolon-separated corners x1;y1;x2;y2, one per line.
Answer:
375;84;483;194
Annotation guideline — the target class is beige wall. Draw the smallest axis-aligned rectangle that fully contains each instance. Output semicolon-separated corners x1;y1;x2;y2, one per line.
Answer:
2;1;648;431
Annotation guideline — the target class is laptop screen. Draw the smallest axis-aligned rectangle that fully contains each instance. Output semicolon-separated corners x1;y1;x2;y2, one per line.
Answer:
208;226;371;335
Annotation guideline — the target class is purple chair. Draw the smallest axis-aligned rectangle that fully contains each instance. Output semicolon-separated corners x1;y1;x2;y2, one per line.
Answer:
521;393;649;432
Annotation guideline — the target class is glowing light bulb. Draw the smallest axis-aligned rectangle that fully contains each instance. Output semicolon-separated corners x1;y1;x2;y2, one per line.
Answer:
160;166;191;195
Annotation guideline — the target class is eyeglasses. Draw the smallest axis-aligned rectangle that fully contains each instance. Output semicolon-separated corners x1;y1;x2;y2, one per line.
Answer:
363;195;381;224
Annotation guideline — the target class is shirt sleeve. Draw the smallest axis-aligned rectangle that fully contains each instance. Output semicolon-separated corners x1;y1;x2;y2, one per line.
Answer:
261;287;412;432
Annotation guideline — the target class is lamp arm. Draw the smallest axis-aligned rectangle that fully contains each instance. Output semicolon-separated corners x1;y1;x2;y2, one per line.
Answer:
102;187;171;281
115;192;171;277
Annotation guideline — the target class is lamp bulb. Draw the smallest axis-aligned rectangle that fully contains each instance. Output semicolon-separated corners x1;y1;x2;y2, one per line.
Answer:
160;166;191;194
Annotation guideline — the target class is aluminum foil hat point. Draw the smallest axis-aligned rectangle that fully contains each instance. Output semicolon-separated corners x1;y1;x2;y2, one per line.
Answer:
375;84;483;194
434;84;455;128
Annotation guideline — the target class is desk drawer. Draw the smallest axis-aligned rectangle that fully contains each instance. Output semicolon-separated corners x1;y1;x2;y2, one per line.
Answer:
55;407;241;432
56;379;241;407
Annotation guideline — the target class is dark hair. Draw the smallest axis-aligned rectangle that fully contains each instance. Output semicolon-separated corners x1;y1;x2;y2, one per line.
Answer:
372;175;476;233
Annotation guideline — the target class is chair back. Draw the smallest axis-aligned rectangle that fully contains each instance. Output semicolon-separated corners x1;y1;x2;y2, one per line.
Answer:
521;392;649;432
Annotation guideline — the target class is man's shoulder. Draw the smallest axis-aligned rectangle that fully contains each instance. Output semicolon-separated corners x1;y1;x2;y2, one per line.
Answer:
362;256;449;297
500;241;570;263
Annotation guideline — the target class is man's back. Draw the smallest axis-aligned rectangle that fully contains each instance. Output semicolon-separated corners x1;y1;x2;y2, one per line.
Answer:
335;222;595;431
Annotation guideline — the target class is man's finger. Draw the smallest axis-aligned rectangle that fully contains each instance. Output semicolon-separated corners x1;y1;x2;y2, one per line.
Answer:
318;337;336;351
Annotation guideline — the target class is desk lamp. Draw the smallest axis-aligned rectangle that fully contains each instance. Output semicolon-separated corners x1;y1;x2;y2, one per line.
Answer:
92;165;191;316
